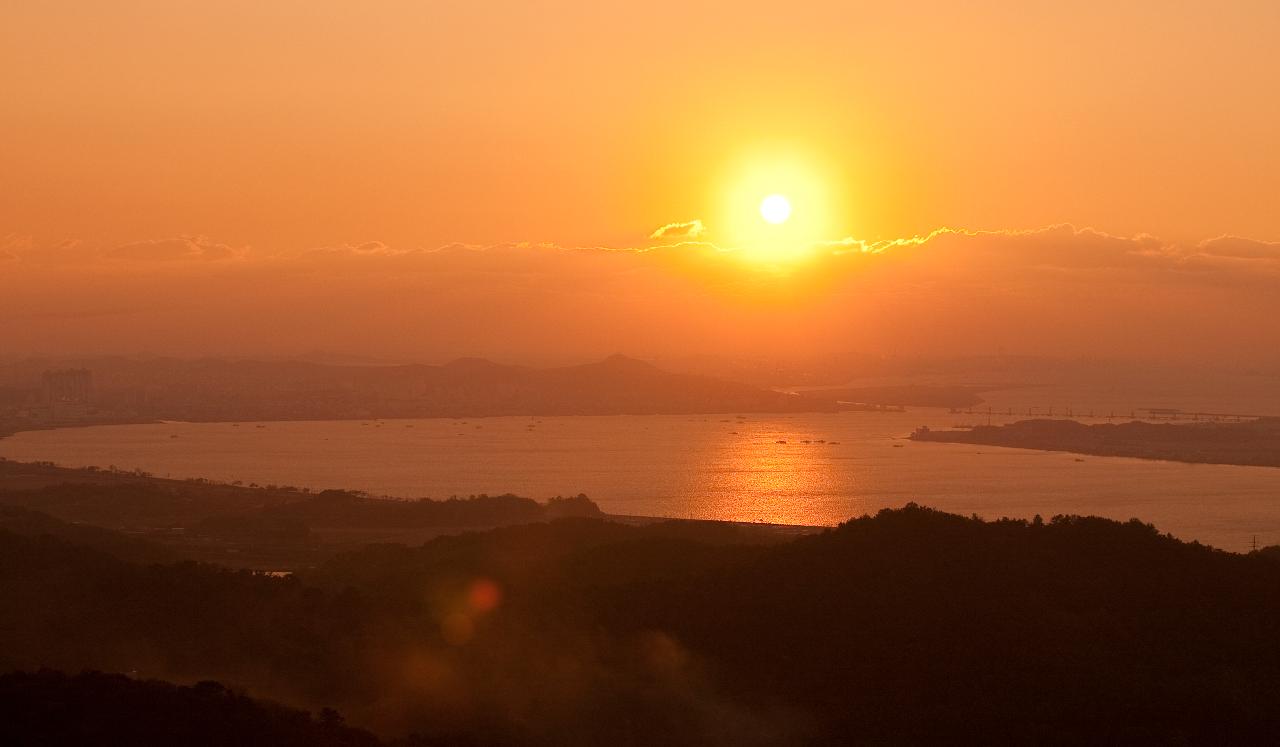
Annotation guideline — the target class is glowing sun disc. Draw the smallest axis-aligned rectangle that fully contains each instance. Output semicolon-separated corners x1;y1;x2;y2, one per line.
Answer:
759;194;792;224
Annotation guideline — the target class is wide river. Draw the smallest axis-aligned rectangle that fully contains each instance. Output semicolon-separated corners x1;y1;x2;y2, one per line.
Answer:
2;410;1278;551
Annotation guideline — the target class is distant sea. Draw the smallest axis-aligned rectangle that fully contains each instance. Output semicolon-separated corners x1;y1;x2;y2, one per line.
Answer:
2;410;1278;552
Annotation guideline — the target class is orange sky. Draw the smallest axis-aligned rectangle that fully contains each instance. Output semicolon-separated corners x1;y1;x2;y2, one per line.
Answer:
2;2;1279;364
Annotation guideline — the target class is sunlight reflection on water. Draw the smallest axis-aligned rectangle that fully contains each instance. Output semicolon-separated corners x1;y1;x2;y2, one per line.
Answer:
2;410;1278;551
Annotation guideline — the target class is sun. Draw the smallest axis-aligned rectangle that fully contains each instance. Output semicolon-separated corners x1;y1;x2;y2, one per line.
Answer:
714;147;844;263
760;194;792;224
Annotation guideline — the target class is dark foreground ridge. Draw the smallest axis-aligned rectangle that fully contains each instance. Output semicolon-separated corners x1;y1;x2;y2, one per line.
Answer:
0;671;381;747
2;502;1279;745
911;417;1280;468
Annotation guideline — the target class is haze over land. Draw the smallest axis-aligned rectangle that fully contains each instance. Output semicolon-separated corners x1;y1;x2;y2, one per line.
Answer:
0;355;843;429
5;228;1280;370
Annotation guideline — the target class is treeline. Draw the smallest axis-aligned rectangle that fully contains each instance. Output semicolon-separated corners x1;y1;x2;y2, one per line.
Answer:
0;461;603;568
2;505;1280;743
0;463;600;534
260;490;600;529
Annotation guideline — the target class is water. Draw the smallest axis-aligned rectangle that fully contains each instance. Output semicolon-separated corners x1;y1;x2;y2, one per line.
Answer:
2;410;1278;551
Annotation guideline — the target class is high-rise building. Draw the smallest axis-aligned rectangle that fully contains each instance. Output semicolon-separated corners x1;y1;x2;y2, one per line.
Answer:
42;368;93;406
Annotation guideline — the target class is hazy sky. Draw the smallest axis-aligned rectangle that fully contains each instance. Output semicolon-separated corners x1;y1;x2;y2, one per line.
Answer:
3;2;1279;364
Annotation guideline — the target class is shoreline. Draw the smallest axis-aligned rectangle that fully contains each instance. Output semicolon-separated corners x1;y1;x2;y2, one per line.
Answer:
0;406;872;441
911;417;1280;469
0;458;830;566
0;416;159;442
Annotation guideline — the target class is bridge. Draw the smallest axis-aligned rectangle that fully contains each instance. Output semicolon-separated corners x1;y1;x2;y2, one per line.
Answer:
945;406;1266;424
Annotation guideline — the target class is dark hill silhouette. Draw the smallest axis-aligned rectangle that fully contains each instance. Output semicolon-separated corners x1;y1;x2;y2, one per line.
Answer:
2;507;1279;743
0;504;177;564
0;461;608;569
0;670;381;747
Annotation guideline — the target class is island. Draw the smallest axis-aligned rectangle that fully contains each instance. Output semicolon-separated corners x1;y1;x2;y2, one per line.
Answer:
909;417;1280;468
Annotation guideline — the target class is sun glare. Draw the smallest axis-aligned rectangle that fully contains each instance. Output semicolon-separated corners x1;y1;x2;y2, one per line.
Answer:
760;194;792;224
716;148;844;264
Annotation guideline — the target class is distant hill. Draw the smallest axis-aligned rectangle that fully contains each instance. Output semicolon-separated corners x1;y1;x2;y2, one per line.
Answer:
0;354;840;423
